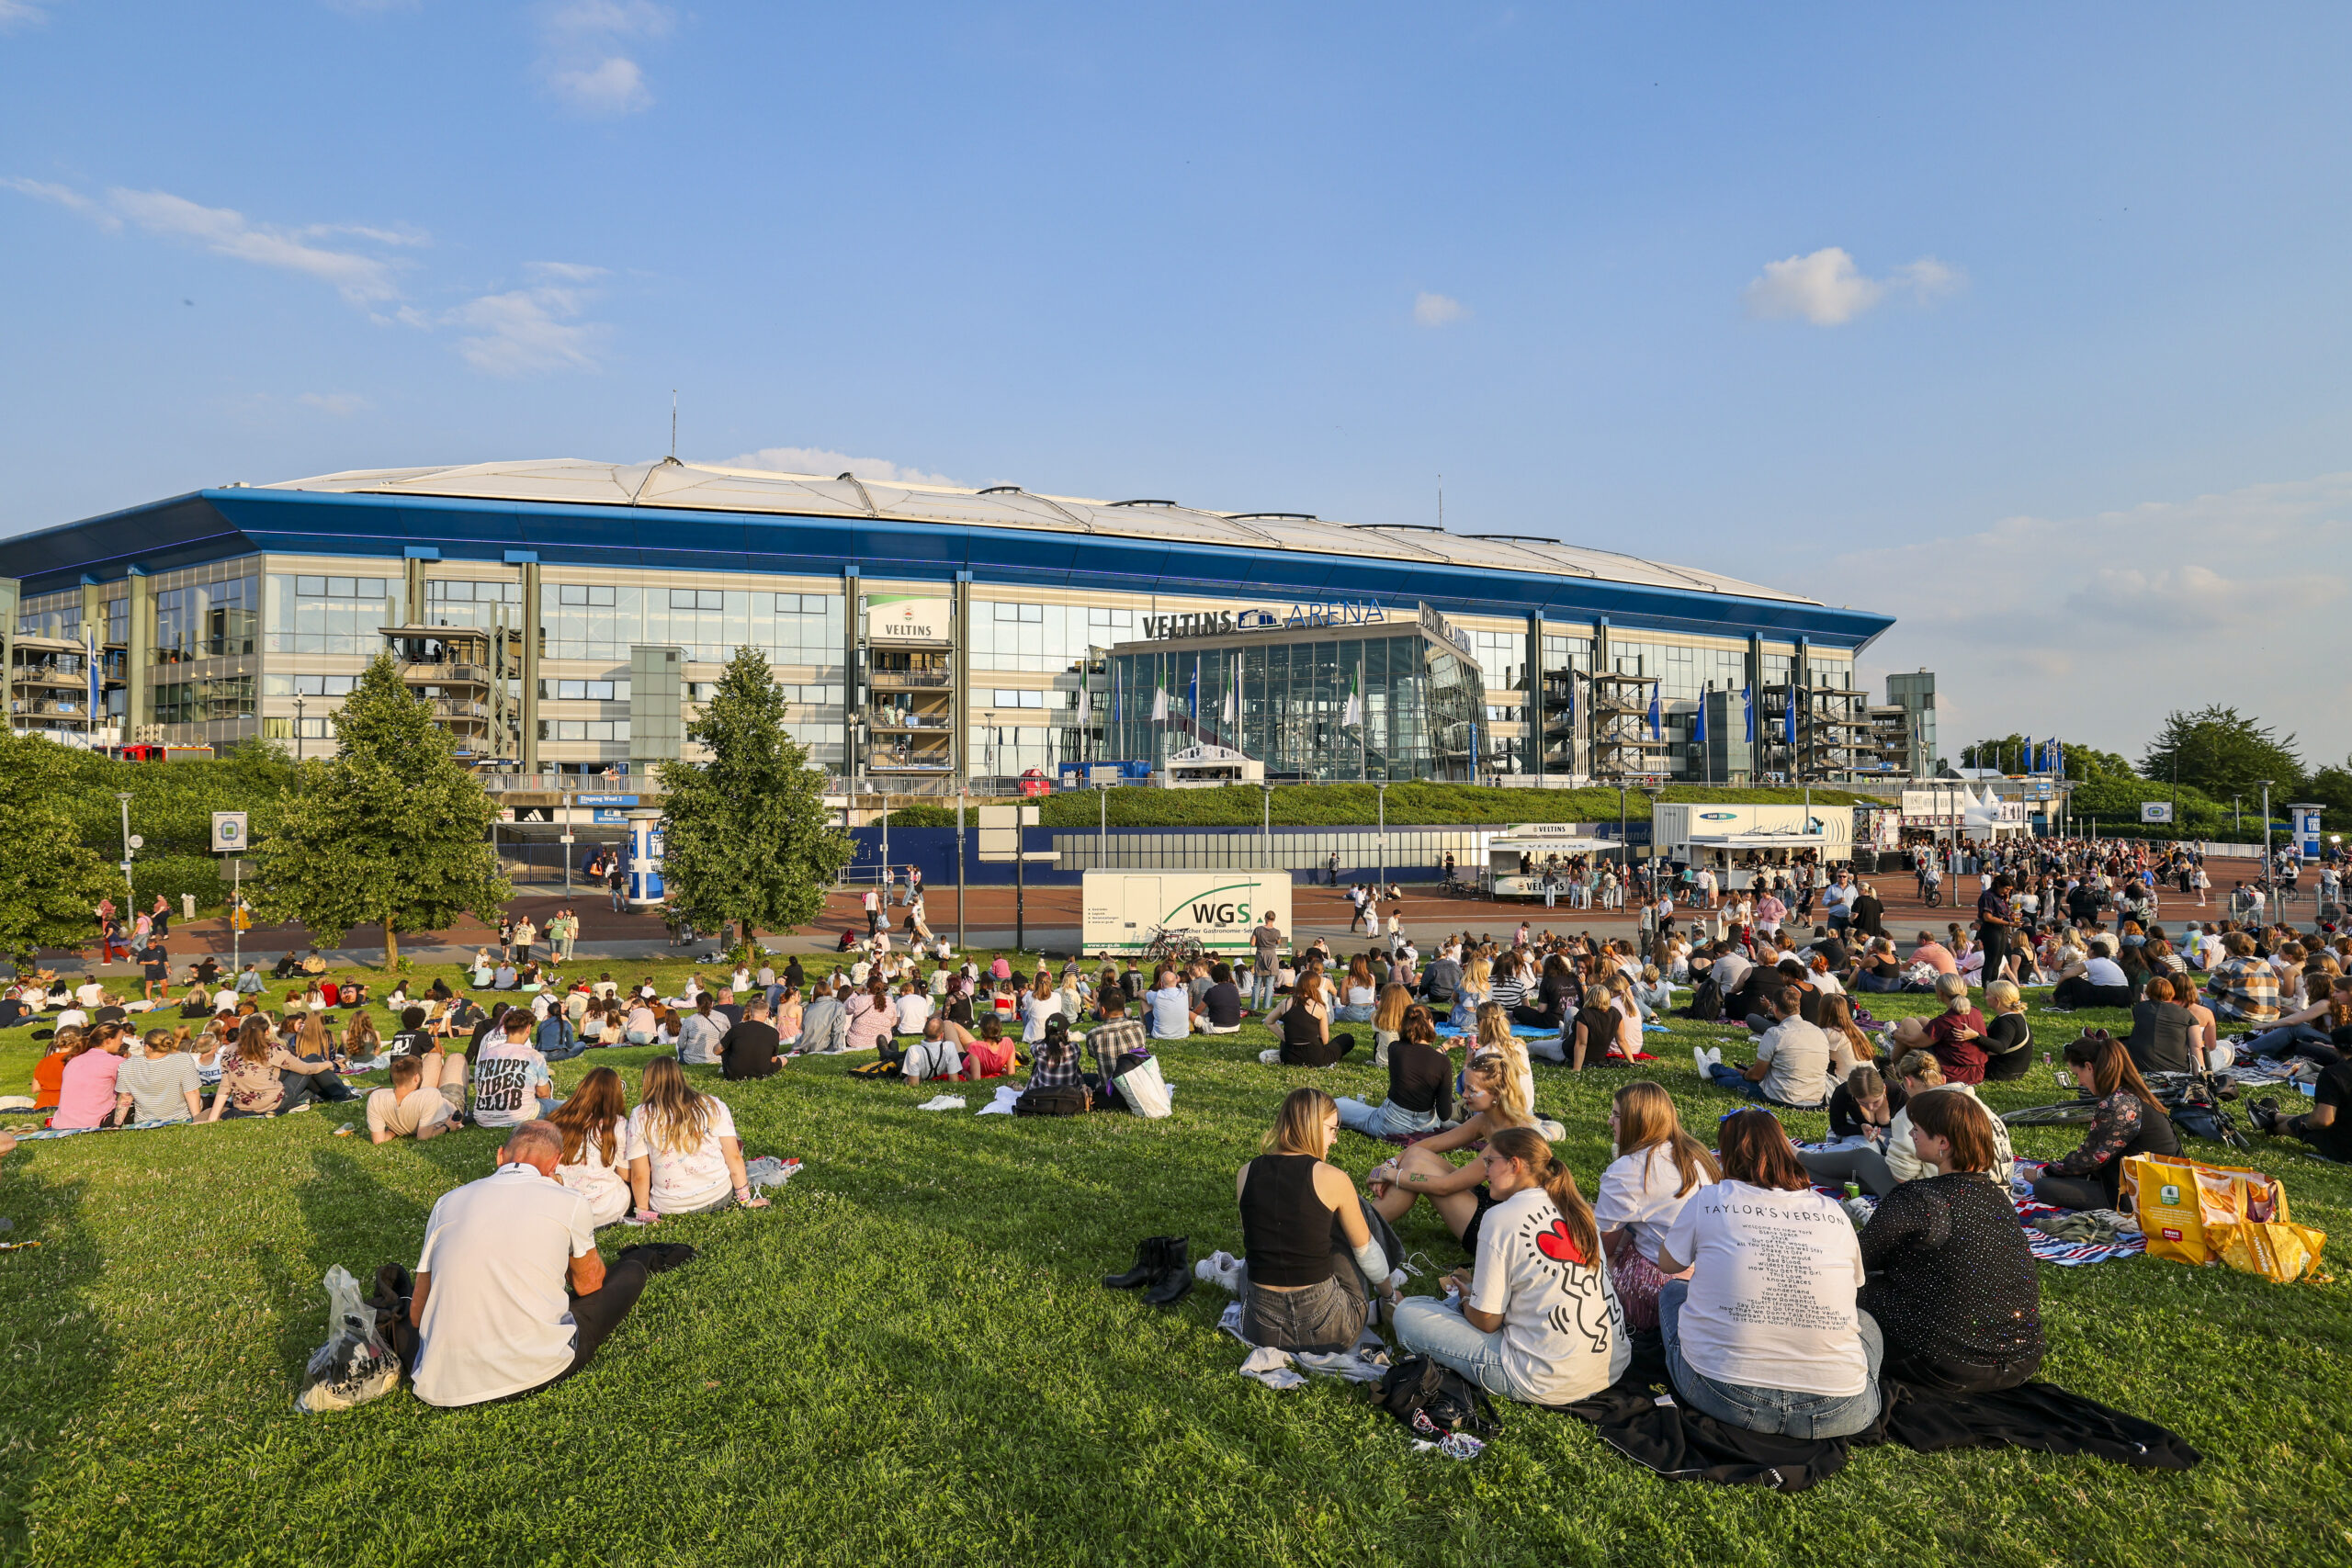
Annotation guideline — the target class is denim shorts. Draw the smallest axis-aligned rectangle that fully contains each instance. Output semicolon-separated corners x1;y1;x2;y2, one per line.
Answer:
1239;1261;1369;1353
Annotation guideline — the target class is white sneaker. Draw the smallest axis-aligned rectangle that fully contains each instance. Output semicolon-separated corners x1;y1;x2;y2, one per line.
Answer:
1692;1046;1711;1076
1708;1046;1723;1066
1194;1250;1244;1293
1259;1048;1283;1065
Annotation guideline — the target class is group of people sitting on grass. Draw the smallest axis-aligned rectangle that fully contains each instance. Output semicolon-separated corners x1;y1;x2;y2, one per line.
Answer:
1234;1077;2045;1428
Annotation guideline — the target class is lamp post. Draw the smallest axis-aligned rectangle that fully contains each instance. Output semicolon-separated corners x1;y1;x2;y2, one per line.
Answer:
2259;779;2273;886
293;695;306;761
1617;781;1630;873
1262;778;1273;870
1377;781;1387;890
115;791;135;915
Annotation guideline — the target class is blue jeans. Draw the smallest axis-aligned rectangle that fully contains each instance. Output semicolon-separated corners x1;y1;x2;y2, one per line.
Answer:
2246;1023;2342;1066
1392;1295;1536;1403
1250;971;1279;1011
1706;1062;1767;1097
1659;1279;1882;1438
1334;1096;1439;1139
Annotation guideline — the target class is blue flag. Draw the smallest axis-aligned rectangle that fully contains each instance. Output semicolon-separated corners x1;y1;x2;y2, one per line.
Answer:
1743;683;1755;744
1692;692;1708;746
1113;662;1122;724
1647;687;1662;740
1188;657;1198;725
1783;688;1797;746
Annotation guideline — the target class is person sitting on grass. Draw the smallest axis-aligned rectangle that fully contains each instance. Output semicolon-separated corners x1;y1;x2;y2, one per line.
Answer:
1233;1088;1396;1353
1144;967;1198;1040
1826;1062;1904;1144
842;977;895;1056
1026;1013;1086;1095
205;1018;288;1120
1654;1108;1880;1439
548;1066;633;1227
28;1029;75;1112
1860;1089;2044;1395
111;1028;203;1125
1446;957;1492;1032
625;1056;769;1223
1920;974;1991;1085
2241;972;2352;1070
273;1013;362;1113
471;1009;555;1130
51;1022;127;1131
1817;994;1876;1080
1261;974;1355;1067
394;1122;679;1407
2122;973;2200;1077
367;1055;458;1145
1593;1081;1718;1332
1389;1123;1629;1404
2030;1033;2180;1212
1697;982;1832;1109
1884;1049;2016;1189
1365;1055;1537;1253
1978;979;2035;1081
1199;964;1245;1036
717;997;783;1082
1336;1005;1453;1140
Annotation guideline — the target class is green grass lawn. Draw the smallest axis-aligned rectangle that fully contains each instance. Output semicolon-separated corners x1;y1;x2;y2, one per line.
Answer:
2;960;2348;1568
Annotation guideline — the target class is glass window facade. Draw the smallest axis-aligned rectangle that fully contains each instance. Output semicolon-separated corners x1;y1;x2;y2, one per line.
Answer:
1104;629;1487;781
537;584;842;665
971;600;1109;672
268;573;400;655
154;575;258;663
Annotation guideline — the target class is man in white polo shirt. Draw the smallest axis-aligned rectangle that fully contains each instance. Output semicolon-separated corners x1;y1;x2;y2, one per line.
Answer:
400;1122;660;1406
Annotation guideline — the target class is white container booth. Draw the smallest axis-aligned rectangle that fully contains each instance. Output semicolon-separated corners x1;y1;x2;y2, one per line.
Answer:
1486;822;1621;898
1159;744;1265;788
1653;803;1851;891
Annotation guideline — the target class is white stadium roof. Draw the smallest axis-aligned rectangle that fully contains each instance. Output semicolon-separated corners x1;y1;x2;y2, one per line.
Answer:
263;457;1816;606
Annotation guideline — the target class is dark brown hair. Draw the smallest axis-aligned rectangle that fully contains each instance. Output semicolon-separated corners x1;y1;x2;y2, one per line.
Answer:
1905;1089;1998;1174
1714;1108;1809;1191
1486;1124;1600;1265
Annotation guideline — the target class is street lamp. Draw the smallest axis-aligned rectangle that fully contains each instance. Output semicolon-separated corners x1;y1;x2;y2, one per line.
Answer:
115;791;135;918
2259;779;2273;885
293;695;307;761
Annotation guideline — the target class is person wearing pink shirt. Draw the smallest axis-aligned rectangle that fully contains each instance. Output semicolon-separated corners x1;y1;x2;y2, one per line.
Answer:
51;1023;129;1130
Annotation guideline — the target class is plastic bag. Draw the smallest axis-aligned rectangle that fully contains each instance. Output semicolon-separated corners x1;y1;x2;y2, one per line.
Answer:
2213;1220;2331;1285
2124;1153;2290;1268
295;1264;401;1413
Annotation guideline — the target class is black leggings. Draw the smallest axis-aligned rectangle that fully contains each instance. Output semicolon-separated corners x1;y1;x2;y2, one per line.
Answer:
2030;1170;2111;1211
1280;1032;1356;1068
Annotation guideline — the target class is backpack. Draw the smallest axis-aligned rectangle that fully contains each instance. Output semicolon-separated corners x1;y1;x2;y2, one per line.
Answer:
1377;1356;1503;1437
1683;976;1723;1022
1013;1084;1092;1116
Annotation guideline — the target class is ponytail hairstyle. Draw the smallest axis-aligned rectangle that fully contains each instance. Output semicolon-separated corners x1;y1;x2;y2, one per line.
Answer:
1610;1079;1719;1198
1486;1124;1600;1266
2064;1029;2162;1114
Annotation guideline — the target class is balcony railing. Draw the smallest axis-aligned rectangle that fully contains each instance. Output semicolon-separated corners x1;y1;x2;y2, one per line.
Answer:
398;662;492;685
868;669;954;689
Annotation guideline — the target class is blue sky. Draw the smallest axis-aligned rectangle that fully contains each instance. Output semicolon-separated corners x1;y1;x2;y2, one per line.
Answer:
5;3;2348;767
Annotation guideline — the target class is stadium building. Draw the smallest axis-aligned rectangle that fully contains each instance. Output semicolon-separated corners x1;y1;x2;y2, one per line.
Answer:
0;458;1897;789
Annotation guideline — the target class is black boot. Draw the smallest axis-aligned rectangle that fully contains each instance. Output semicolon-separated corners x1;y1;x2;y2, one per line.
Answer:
1143;1237;1193;1307
1102;1235;1164;1290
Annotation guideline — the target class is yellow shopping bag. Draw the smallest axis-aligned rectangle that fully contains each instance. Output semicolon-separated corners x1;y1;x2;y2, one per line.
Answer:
2123;1153;2289;1268
2213;1221;2331;1285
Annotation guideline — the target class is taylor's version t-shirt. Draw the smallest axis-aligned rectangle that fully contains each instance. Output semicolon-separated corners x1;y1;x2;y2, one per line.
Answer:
1661;1179;1867;1397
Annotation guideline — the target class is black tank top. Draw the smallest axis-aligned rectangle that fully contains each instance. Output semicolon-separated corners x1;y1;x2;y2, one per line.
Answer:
1239;1154;1336;1286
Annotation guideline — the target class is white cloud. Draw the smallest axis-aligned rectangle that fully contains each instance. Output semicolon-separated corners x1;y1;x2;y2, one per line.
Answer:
1838;472;2352;761
713;447;958;488
0;0;48;29
107;187;408;303
536;0;672;116
297;392;371;416
1743;246;1964;326
1412;291;1467;327
449;286;605;376
2;175;120;230
525;259;608;282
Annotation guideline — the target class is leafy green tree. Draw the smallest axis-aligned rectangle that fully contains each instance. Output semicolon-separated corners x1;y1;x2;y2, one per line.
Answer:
245;654;507;965
0;733;129;969
658;645;850;949
2141;705;2305;802
1957;733;2135;782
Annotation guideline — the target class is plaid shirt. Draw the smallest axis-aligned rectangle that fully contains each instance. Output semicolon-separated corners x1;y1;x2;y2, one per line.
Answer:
2209;957;2279;1025
1028;1028;1086;1089
1086;1016;1148;1079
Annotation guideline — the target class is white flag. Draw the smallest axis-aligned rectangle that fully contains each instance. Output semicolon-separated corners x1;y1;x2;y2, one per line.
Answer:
1342;668;1363;729
1222;686;1236;724
1151;676;1167;722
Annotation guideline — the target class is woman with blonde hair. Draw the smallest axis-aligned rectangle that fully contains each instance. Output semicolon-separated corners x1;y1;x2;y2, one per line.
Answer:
1231;1087;1393;1350
1594;1081;1719;1328
1391;1123;1629;1404
1366;1055;1535;1250
1370;983;1415;1066
624;1055;769;1223
1979;980;2033;1080
1817;993;1875;1080
548;1065;635;1226
1446;957;1492;1032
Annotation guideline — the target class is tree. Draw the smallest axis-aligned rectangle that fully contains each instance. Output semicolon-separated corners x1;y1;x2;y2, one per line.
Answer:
0;733;128;969
658;645;850;948
1957;733;2134;782
245;654;508;965
2141;705;2306;802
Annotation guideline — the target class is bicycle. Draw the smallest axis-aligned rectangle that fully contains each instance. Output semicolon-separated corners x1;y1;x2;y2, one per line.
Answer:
2000;1069;2250;1154
1140;925;1208;968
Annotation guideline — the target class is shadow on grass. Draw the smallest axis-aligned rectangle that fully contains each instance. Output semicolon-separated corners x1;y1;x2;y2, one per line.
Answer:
0;1163;111;1561
248;1145;439;1384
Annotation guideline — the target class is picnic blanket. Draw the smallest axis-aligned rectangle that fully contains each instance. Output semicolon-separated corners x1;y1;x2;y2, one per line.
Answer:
1800;1149;2146;1268
12;1118;187;1140
1434;1022;1556;1040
